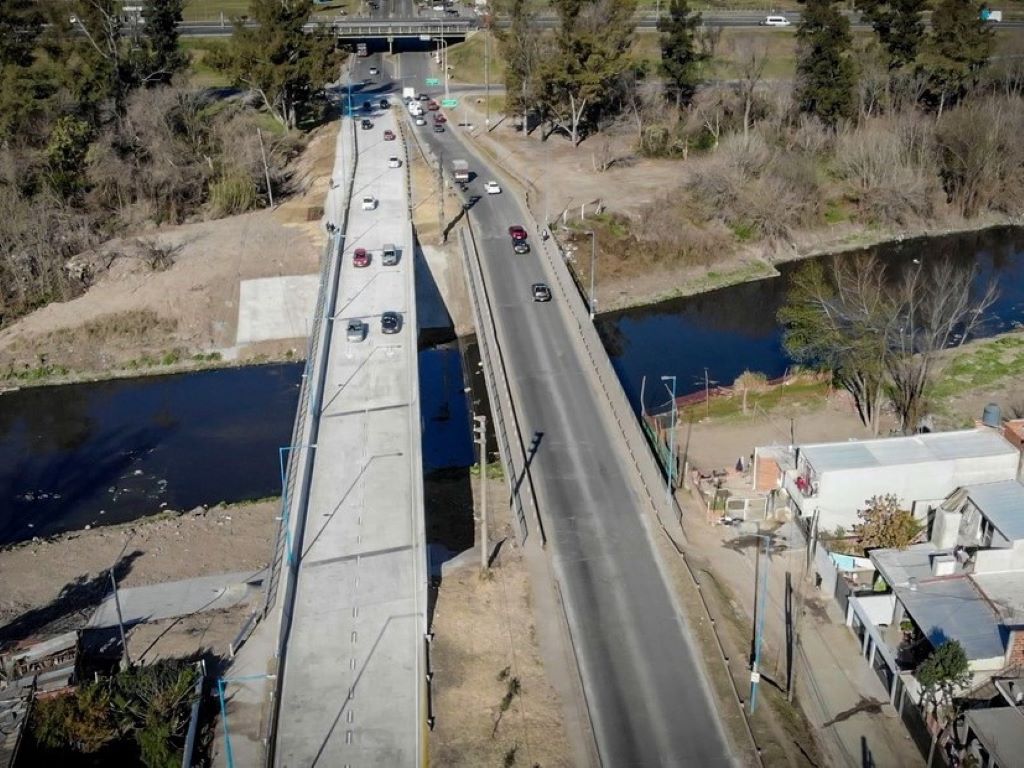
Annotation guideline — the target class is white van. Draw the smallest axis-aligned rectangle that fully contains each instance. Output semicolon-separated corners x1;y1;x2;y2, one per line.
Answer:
409;102;424;117
761;15;791;26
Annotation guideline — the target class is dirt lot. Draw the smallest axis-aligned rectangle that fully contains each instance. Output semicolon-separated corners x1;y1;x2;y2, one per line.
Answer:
0;499;276;646
429;476;572;768
0;123;341;385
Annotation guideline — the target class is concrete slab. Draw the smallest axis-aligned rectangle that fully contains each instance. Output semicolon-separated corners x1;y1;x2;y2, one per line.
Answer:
88;569;265;628
236;275;320;344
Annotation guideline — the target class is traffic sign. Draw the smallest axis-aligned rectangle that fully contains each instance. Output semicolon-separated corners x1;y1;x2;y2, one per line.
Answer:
441;98;459;108
425;77;440;86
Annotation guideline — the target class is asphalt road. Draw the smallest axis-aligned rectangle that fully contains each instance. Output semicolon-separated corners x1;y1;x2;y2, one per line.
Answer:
388;52;734;766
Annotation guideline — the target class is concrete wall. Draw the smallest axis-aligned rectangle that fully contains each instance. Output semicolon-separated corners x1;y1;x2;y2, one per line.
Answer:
856;592;897;626
975;540;1024;574
811;453;1019;531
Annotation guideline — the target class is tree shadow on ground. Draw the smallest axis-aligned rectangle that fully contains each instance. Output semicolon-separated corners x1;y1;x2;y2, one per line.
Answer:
0;549;144;648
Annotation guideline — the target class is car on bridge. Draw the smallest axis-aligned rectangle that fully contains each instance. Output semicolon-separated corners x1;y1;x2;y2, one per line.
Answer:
513;240;530;254
433;123;445;133
427;100;439;111
346;319;367;342
369;66;379;76
433;113;446;124
381;311;402;334
361;119;373;130
353;247;371;267
509;225;528;241
361;195;378;210
415;117;426;126
384;129;396;140
531;283;552;302
388;156;402;168
484;181;501;195
380;98;390;109
382;244;399;266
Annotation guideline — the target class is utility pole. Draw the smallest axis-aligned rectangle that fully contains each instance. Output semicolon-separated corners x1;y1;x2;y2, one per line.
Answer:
750;533;770;714
437;152;445;242
257;128;275;209
704;367;711;418
661;376;677;511
475;415;488;571
588;230;597;320
484;30;490;130
110;568;132;670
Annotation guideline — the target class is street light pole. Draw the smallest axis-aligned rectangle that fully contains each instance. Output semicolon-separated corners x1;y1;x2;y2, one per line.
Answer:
474;415;488;571
587;230;597;320
661;376;677;511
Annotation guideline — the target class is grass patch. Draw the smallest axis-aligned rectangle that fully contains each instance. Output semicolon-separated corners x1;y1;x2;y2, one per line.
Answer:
681;379;831;422
446;32;505;86
182;0;251;22
180;38;232;88
932;333;1024;399
470;462;506;481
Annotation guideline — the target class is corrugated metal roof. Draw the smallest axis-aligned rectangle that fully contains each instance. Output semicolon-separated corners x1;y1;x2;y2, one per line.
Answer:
965;707;1024;768
897;577;1005;661
801;429;1015;474
966;480;1024;542
871;543;939;587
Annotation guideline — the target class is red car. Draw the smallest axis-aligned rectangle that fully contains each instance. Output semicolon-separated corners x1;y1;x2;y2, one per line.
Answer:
508;225;528;241
353;247;370;267
383;129;395;141
433;113;446;124
427;100;440;111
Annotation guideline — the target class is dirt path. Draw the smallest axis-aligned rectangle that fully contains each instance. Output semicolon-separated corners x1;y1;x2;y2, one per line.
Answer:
0;123;342;386
0;499;276;646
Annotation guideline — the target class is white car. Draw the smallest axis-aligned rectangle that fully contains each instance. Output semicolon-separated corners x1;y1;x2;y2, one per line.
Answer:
484;181;501;195
368;66;379;76
415;116;426;126
761;15;791;26
361;196;377;211
388;157;402;168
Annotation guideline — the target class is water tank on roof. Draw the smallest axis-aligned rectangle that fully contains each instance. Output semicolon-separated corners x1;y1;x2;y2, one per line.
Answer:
982;402;1001;428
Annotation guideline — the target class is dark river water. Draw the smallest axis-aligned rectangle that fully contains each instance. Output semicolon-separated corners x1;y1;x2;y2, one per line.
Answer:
4;226;1023;543
598;226;1024;412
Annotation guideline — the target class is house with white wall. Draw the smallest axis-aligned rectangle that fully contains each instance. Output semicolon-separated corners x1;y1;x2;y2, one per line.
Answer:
753;429;1021;533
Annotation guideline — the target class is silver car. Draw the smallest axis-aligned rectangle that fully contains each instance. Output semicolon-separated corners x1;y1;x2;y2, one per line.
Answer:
346;319;367;342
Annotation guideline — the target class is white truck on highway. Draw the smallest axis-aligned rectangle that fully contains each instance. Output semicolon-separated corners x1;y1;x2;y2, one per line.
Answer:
452;159;470;184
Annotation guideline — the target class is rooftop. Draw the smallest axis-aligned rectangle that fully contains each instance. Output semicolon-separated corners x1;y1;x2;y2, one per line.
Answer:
965;707;1024;768
896;576;1005;661
800;429;1016;474
965;480;1024;542
871;543;942;587
972;571;1024;623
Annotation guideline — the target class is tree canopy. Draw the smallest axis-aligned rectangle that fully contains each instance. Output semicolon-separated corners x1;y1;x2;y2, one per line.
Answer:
854;495;922;550
794;0;857;126
658;0;708;108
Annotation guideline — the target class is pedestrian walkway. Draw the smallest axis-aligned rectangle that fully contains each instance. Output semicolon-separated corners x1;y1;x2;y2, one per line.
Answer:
680;504;923;768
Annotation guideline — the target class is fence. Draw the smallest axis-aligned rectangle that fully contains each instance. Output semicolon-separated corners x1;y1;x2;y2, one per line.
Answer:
181;659;206;768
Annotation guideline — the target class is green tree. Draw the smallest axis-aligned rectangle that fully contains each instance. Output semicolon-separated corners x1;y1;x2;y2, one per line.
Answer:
920;0;993;112
658;0;708;108
45;116;94;197
30;682;118;753
855;0;927;70
495;0;540;127
854;494;922;550
221;0;341;130
917;639;971;767
794;0;857;126
142;0;187;84
538;0;637;146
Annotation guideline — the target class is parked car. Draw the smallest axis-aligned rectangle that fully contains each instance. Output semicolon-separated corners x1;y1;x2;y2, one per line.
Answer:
760;15;791;26
508;225;528;241
361;196;377;211
346;319;367;342
381;311;402;334
484;181;501;195
415;116;427;126
360;118;373;130
353;247;371;267
433;123;445;133
388;156;402;168
531;283;552;302
513;240;530;254
382;244;398;266
383;129;396;140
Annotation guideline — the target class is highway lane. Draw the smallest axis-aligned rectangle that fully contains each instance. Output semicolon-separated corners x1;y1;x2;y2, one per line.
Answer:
396;53;734;766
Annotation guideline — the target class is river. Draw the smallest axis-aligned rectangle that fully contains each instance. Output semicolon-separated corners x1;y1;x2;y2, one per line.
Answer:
598;226;1024;412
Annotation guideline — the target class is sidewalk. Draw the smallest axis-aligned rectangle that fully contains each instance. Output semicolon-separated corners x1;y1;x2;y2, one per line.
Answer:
681;503;923;768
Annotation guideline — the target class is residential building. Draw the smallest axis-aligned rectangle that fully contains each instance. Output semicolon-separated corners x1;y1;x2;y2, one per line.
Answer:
962;671;1024;768
753;429;1021;533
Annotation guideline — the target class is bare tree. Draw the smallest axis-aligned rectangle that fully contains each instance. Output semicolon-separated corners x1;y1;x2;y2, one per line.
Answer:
735;44;767;139
886;259;997;431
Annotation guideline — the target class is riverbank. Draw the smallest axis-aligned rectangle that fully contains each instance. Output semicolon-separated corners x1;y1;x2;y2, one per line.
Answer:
449;89;1024;315
0;121;341;389
0;498;276;645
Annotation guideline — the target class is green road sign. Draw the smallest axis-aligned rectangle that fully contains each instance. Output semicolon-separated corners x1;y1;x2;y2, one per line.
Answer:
441;98;459;108
425;77;440;86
